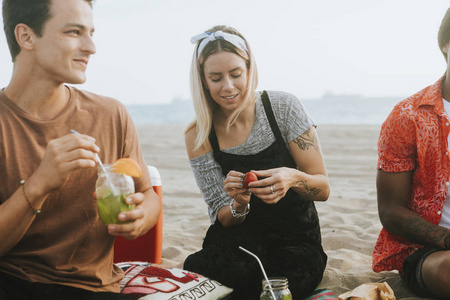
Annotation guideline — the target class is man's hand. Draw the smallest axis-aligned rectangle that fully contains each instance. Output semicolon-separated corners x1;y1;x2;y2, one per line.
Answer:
0;132;100;257
107;189;160;240
31;132;99;197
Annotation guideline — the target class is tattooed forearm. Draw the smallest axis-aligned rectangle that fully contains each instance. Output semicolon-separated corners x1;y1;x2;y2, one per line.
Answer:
295;180;321;200
292;128;320;154
401;215;448;247
445;235;450;249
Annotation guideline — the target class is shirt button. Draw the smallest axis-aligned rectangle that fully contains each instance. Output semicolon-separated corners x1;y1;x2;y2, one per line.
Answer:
438;211;442;215
447;182;450;186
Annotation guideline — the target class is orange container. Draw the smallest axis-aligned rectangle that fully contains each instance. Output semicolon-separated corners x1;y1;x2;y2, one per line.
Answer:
114;166;163;264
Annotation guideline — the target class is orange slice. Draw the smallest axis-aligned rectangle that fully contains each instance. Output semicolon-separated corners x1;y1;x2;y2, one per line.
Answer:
112;158;142;178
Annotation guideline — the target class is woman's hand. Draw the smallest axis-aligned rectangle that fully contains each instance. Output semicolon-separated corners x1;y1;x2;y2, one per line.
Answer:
217;170;251;227
223;170;251;208
248;167;298;204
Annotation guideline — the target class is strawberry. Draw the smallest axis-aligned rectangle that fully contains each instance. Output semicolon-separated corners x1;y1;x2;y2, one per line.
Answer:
242;171;258;189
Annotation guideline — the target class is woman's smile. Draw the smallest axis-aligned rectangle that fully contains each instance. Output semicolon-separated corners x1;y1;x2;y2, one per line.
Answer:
203;51;248;112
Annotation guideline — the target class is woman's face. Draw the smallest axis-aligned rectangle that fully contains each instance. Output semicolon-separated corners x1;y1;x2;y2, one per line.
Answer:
203;51;248;114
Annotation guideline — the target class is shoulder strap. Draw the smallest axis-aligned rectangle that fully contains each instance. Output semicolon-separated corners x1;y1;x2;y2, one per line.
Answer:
209;91;284;151
261;91;284;142
208;124;220;152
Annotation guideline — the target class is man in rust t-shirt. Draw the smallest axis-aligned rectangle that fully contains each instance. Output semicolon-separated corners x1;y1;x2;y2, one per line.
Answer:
0;0;161;298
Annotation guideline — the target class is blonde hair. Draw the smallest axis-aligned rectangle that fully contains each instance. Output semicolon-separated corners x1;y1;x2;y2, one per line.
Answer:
185;25;258;151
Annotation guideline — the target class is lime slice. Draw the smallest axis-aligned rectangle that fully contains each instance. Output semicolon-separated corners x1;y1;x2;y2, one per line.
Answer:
97;201;113;225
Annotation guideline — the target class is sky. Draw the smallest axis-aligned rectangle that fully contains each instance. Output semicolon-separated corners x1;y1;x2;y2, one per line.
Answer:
0;0;449;105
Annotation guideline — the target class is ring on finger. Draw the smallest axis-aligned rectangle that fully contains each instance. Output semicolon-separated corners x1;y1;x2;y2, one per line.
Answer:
270;185;275;194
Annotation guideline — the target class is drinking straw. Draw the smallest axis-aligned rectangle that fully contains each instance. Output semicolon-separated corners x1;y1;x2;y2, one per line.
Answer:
70;129;118;195
70;129;105;171
239;246;276;299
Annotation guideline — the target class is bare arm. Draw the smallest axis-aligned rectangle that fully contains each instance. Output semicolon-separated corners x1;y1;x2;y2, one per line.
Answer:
220;126;330;225
377;169;450;249
185;127;249;227
289;126;330;201
249;126;330;203
0;133;99;257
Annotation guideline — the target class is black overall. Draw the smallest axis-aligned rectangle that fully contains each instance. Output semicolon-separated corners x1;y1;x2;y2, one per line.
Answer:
184;92;327;299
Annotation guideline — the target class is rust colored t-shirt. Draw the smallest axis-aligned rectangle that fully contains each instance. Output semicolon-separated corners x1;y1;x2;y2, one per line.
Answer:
0;86;152;292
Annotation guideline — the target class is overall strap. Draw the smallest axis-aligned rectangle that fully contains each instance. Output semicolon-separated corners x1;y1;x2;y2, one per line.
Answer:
210;91;284;152
261;91;284;142
209;124;220;152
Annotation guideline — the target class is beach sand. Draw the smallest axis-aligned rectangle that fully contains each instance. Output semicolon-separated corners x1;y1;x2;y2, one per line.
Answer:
137;124;433;300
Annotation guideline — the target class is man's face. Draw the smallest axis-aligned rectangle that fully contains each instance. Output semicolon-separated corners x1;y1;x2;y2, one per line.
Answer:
32;0;96;85
445;41;450;66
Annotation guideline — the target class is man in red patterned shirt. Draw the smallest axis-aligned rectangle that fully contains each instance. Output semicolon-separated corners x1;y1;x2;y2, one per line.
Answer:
373;8;450;299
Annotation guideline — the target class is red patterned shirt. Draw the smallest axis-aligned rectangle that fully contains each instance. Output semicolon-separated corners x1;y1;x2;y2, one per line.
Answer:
373;76;450;272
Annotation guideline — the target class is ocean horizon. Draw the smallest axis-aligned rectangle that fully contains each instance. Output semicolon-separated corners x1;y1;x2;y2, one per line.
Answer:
127;94;402;126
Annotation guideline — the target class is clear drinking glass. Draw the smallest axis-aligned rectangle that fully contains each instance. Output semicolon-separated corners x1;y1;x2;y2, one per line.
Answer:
260;278;292;300
95;165;135;225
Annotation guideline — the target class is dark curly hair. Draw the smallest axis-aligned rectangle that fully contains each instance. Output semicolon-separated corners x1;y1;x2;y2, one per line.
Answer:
438;8;450;61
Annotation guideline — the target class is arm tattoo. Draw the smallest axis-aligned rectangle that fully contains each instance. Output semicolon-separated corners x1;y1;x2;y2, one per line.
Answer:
292;128;320;154
295;180;321;200
402;215;448;246
445;235;450;249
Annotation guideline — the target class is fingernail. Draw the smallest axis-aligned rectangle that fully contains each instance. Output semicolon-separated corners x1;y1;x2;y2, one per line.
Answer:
239;178;242;182
119;213;126;220
110;225;116;230
126;197;132;204
239;183;243;187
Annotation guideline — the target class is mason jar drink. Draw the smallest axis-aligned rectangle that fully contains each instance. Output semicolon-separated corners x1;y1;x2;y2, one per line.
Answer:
260;278;292;300
95;165;136;225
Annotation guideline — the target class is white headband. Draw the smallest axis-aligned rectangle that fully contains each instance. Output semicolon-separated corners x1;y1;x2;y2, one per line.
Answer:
190;30;248;58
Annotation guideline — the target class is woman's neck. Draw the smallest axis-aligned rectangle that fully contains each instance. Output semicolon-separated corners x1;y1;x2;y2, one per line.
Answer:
215;92;257;125
212;96;257;149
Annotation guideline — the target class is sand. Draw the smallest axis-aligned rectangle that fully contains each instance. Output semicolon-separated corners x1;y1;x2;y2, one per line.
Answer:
137;124;434;300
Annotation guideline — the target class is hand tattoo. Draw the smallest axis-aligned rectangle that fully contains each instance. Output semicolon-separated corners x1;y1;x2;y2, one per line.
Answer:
292;128;320;154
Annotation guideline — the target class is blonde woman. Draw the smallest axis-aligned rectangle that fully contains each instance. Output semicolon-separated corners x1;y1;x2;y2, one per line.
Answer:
184;25;329;299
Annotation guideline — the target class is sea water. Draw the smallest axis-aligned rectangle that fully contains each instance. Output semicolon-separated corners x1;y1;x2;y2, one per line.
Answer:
126;95;401;126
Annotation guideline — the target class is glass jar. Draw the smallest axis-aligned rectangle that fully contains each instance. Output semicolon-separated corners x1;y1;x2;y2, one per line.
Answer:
95;165;135;225
260;277;292;300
